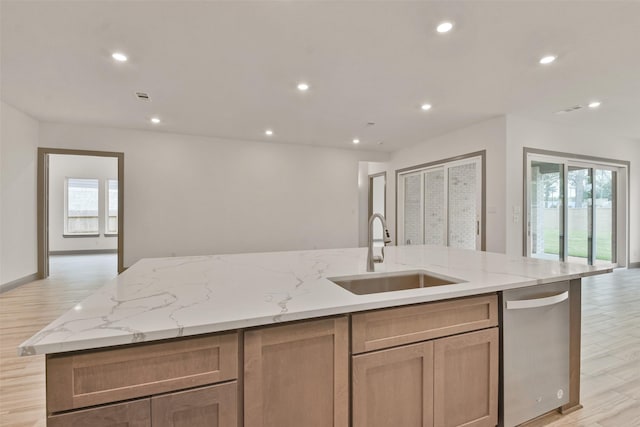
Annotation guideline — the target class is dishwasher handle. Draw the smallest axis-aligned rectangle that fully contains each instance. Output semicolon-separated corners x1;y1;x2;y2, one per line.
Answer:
505;291;569;310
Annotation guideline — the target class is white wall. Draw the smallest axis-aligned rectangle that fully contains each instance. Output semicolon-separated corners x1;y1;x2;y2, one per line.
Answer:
48;154;118;252
505;115;640;265
386;116;507;253
0;101;39;286
39;123;388;267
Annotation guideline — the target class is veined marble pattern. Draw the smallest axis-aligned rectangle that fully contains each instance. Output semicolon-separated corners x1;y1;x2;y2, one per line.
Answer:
19;245;611;356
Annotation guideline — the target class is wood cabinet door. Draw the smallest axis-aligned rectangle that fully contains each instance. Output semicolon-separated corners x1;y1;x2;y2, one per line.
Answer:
352;341;434;427
151;381;237;427
244;316;349;427
434;328;499;427
48;398;150;427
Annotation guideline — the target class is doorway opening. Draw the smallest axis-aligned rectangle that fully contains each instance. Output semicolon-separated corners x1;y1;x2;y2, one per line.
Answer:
37;148;124;278
524;148;629;267
368;172;386;247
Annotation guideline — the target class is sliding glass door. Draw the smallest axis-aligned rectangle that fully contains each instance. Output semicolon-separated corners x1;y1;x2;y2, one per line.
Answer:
594;169;616;265
528;161;564;260
527;154;618;265
567;166;592;264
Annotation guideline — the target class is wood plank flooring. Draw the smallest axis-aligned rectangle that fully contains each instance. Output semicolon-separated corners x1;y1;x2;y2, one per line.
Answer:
0;255;117;427
0;258;638;427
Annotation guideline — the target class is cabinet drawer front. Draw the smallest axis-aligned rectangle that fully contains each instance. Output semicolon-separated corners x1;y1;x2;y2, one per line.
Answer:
48;398;150;427
152;381;238;427
352;294;498;353
47;332;238;413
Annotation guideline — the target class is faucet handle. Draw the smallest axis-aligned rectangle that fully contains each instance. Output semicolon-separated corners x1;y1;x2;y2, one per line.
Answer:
383;228;392;245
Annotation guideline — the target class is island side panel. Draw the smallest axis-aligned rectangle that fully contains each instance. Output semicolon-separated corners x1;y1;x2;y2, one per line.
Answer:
562;278;582;414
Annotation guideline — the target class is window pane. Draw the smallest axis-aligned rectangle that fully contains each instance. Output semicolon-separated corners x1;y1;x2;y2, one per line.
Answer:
67;178;99;233
107;179;118;234
448;163;477;249
403;174;423;245
594;169;613;263
424;168;445;245
567;167;592;264
530;161;563;260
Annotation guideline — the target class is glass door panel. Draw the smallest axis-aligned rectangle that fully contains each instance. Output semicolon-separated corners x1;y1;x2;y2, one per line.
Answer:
423;168;445;245
529;161;564;260
594;169;614;264
403;173;423;245
447;162;478;249
567;166;592;264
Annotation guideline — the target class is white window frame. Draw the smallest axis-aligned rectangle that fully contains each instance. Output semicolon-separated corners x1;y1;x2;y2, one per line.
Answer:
64;177;100;236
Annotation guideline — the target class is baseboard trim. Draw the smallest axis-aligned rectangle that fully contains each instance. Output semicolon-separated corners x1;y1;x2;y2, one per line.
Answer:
49;249;118;255
0;272;40;294
629;262;640;269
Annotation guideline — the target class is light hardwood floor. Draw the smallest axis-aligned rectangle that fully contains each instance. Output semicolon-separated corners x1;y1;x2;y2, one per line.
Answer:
0;261;638;427
0;255;117;427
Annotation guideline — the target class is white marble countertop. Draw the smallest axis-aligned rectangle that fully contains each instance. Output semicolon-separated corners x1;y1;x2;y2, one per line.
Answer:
19;245;612;356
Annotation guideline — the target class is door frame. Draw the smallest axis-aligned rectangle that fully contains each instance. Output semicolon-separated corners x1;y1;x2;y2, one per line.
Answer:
37;147;125;277
522;147;629;267
368;171;387;220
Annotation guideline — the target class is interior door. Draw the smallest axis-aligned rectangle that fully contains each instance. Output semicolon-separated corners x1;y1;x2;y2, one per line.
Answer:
401;171;425;245
447;159;482;250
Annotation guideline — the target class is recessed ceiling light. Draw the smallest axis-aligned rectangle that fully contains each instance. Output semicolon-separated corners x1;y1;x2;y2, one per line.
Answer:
421;103;432;111
150;117;161;124
436;22;454;33
112;52;128;62
539;55;557;65
265;129;274;136
297;82;310;91
353;138;360;144
588;101;601;108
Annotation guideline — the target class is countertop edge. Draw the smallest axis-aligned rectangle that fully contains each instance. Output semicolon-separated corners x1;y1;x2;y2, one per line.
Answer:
18;269;610;357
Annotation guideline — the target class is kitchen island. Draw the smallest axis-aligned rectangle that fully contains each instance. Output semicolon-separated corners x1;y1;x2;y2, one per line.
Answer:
20;245;612;427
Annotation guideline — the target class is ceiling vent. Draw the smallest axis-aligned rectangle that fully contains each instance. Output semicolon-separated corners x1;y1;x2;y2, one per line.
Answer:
555;105;583;114
135;92;150;101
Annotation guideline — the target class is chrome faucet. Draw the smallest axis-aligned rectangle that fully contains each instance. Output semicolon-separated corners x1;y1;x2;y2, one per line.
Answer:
367;213;392;272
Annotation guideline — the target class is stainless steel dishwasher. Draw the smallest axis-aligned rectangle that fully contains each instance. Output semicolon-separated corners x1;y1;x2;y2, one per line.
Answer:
501;281;570;427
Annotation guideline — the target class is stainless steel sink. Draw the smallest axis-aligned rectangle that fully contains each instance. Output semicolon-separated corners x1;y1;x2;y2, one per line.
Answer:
328;270;464;295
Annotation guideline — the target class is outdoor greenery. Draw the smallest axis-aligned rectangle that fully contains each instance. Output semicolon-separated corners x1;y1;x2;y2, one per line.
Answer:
543;229;612;261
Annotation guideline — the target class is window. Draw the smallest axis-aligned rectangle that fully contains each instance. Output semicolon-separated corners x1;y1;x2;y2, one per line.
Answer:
65;178;99;234
397;155;483;250
106;179;118;234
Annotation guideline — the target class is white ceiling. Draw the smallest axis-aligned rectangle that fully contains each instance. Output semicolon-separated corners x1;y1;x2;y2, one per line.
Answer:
2;1;639;152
